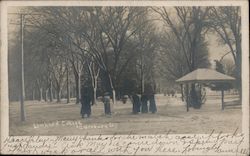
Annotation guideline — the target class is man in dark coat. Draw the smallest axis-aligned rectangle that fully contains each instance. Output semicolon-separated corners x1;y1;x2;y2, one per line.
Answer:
131;94;141;114
141;94;148;113
103;92;111;115
149;94;157;113
145;83;157;114
80;86;92;118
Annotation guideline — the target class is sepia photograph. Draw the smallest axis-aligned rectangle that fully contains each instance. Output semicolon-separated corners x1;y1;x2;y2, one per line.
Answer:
1;0;249;155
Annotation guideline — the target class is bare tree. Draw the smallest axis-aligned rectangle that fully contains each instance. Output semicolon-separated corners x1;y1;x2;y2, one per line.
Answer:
27;7;87;104
133;20;159;94
23;7;154;108
158;31;210;82
82;7;150;105
153;6;211;108
48;54;67;102
87;59;100;105
153;7;211;71
209;6;241;99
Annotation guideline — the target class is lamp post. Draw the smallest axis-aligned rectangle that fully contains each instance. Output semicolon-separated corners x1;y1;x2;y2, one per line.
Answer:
20;14;26;121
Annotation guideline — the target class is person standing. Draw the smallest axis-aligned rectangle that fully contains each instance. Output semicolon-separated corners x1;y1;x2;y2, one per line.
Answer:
145;83;157;114
141;94;148;113
103;92;111;115
131;94;141;114
149;94;157;113
80;86;92;118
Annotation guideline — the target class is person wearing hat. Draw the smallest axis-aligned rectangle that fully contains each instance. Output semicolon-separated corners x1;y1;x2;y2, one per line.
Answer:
144;83;157;114
131;93;141;114
103;92;111;115
80;85;93;118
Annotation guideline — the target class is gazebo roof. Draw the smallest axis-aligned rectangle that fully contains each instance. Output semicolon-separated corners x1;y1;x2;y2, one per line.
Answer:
176;68;235;83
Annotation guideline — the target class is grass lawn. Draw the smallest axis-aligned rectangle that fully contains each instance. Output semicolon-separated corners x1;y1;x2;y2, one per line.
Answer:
9;94;242;136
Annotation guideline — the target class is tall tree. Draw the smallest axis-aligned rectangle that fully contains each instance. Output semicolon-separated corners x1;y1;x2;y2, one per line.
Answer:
158;31;210;83
153;6;211;108
82;7;150;105
153;7;211;71
47;50;68;102
87;58;100;105
133;20;159;94
27;7;87;104
209;6;241;99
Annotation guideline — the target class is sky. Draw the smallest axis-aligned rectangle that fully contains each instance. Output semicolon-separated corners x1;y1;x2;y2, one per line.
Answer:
206;33;232;60
206;33;234;69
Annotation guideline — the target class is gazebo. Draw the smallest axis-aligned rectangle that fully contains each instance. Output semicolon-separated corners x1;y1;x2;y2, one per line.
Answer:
176;68;235;111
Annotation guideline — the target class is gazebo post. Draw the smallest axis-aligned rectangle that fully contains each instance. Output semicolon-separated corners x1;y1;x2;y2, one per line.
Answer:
180;84;184;101
186;83;189;112
221;89;224;110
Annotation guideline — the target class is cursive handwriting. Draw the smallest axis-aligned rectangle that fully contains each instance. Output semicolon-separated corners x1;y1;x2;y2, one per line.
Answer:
1;129;249;155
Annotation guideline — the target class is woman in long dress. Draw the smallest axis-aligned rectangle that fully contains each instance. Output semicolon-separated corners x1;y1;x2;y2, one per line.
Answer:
80;86;92;118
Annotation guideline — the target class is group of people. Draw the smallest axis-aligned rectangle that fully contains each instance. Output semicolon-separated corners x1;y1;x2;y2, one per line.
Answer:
80;86;112;118
130;93;157;114
80;83;157;118
130;83;157;114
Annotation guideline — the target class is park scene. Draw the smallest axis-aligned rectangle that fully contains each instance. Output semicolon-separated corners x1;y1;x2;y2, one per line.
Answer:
8;6;242;136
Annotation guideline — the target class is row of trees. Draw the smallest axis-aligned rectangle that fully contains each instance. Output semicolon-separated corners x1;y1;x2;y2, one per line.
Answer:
8;6;241;106
9;7;159;105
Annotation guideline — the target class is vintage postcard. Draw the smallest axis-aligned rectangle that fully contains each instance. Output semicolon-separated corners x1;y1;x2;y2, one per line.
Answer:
1;0;249;155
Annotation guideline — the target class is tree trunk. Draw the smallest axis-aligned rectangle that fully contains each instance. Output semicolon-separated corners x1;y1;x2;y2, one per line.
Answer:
93;87;97;105
49;80;53;102
74;72;81;104
57;88;61;102
67;67;70;103
69;85;71;98
32;89;35;101
72;86;75;98
221;90;224;110
141;67;144;94
77;73;81;104
112;89;116;113
140;47;145;95
67;84;70;103
39;88;43;101
108;74;116;112
45;89;49;102
235;31;242;102
92;74;99;105
109;76;116;104
181;84;184;102
186;84;189;112
236;55;242;102
53;90;56;101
